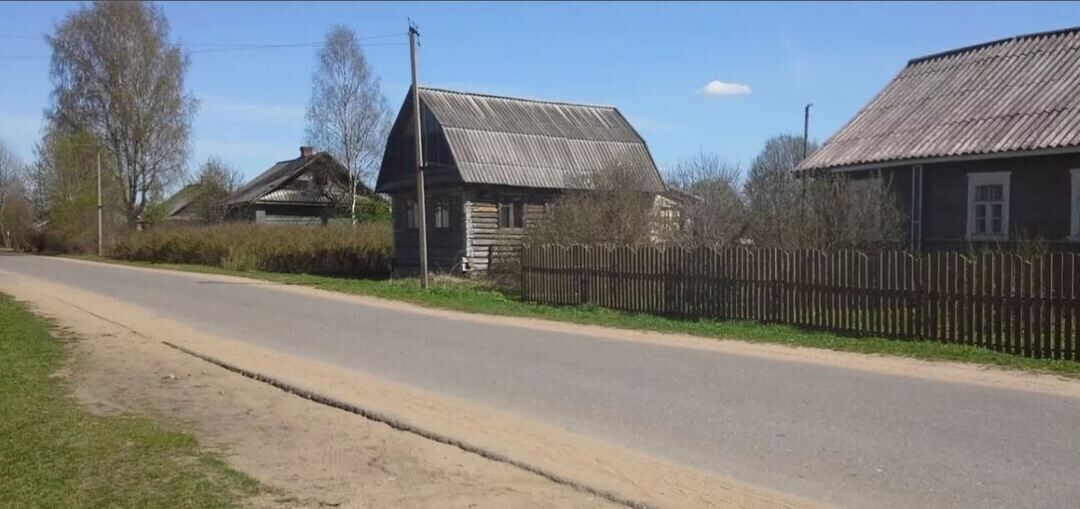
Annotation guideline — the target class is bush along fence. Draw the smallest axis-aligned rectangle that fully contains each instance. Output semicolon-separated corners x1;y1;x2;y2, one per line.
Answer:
520;245;1080;362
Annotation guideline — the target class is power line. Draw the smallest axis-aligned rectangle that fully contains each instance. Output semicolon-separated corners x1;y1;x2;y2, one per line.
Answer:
189;42;406;55
0;32;408;59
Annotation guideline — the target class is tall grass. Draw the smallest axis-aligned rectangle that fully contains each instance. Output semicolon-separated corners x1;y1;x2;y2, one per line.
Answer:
112;223;392;278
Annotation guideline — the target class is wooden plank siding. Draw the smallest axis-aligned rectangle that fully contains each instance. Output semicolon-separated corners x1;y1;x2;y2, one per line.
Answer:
464;188;555;271
522;245;1080;362
846;152;1080;252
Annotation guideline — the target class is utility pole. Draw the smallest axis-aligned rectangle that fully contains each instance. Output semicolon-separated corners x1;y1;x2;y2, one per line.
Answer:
803;103;813;161
97;149;103;256
409;21;429;289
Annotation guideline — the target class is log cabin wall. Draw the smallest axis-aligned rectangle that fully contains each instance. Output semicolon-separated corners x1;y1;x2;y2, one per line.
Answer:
463;187;559;271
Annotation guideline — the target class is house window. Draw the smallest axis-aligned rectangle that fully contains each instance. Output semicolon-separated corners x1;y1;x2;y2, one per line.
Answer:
434;197;451;230
406;199;419;230
1071;169;1080;239
967;172;1010;240
498;201;524;229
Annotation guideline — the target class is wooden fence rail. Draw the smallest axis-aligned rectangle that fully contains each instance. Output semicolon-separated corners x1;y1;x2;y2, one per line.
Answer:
520;245;1080;362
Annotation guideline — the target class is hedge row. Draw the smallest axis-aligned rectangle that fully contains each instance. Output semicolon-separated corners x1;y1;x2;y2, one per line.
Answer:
112;223;392;278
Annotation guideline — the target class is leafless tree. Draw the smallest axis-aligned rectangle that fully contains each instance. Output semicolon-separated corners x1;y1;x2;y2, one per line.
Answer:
46;1;196;228
526;159;657;246
0;139;27;247
0;139;22;213
189;156;243;224
743;134;815;247
305;25;390;224
666;152;746;248
744;134;905;250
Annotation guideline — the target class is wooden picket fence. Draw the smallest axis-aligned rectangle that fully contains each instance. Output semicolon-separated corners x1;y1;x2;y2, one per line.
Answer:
520;245;1080;362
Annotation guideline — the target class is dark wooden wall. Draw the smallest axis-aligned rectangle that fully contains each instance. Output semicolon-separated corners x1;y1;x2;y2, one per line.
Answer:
849;152;1080;251
390;188;467;273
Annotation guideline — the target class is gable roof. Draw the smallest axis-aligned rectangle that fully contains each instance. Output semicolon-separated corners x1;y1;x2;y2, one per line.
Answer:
225;152;357;206
378;87;666;192
163;183;201;217
799;27;1080;172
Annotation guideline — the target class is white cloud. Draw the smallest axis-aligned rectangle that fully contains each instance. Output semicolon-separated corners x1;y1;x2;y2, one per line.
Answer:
700;80;752;96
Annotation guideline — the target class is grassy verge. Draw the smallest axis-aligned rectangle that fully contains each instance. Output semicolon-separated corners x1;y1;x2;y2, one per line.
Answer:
74;255;1080;378
0;292;259;508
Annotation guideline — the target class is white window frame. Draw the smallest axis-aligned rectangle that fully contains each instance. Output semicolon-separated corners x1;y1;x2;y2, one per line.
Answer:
1071;168;1080;240
966;171;1010;241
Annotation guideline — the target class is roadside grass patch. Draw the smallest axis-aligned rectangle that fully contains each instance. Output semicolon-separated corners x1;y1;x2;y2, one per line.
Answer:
75;256;1080;378
0;293;259;508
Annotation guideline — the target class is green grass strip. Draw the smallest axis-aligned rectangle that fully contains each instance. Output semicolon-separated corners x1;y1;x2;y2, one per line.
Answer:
76;255;1080;378
0;292;259;508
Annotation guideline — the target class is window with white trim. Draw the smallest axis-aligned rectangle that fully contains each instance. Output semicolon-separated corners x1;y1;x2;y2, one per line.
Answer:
1071;169;1080;239
967;172;1010;240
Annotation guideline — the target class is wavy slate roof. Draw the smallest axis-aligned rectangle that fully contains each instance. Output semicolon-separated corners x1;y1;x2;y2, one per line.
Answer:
799;27;1080;172
385;87;665;192
225;152;357;206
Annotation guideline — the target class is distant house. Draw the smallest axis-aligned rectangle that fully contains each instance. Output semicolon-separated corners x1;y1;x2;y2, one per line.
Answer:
798;27;1080;251
225;146;365;224
163;183;202;223
375;87;667;273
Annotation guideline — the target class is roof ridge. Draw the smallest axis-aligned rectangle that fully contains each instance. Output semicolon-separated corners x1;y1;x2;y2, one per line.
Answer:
418;86;617;110
907;26;1080;66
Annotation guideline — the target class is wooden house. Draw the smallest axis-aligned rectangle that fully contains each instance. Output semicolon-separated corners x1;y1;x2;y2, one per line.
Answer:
798;27;1080;251
224;147;365;224
162;183;202;223
375;87;667;273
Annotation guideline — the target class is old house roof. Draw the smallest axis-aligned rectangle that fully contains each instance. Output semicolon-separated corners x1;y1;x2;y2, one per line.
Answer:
163;183;200;218
799;27;1080;172
378;87;666;192
226;150;361;207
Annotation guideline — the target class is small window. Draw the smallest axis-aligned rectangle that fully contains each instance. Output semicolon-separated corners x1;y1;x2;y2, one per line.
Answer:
406;200;418;230
434;197;451;230
967;172;1010;240
498;201;524;229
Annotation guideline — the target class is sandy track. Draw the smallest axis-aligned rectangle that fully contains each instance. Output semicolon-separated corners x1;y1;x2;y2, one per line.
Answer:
1;271;818;509
40;288;622;508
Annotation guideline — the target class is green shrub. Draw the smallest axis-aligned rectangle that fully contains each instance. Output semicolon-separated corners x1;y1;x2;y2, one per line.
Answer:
112;223;392;278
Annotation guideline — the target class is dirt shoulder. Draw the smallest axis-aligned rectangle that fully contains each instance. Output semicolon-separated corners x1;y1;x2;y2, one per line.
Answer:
30;285;621;508
0;270;818;509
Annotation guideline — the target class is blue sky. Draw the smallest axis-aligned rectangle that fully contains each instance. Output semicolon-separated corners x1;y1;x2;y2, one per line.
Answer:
1;1;1078;182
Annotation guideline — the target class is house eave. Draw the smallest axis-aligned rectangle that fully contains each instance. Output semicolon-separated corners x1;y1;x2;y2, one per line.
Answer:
800;145;1080;174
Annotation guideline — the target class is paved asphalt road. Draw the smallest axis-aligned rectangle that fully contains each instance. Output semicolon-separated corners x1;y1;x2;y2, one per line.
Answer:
3;255;1079;508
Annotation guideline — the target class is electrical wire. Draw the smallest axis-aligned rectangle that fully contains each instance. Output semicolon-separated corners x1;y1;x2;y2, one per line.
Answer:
0;32;408;59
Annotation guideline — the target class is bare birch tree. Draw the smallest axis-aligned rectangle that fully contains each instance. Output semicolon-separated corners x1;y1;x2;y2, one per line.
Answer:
46;1;196;228
306;25;390;224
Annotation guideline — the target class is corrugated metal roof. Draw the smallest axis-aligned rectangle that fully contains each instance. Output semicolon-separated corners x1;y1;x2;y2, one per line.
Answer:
385;87;665;192
799;27;1080;172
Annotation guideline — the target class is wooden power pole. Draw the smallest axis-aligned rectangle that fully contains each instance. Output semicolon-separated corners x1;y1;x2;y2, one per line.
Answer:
409;22;429;288
97;149;103;257
803;103;813;160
